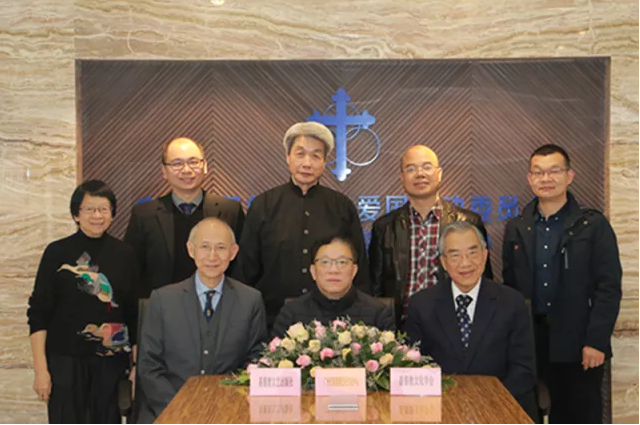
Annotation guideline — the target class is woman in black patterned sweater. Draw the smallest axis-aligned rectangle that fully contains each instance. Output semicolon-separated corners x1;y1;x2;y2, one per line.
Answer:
27;180;138;423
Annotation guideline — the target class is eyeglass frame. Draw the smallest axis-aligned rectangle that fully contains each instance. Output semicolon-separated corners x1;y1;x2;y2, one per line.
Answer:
79;206;112;215
163;157;206;171
441;248;485;265
313;257;355;270
528;167;569;179
402;164;441;175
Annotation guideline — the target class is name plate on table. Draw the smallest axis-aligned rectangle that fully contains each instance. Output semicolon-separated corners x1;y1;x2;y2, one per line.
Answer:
390;367;442;396
250;368;301;396
249;396;301;423
315;368;366;396
315;396;367;422
390;395;442;422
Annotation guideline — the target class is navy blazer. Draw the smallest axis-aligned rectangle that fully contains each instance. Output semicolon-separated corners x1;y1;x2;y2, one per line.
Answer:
405;278;537;421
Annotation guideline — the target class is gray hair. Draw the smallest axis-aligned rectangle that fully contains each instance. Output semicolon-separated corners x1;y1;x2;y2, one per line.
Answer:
438;221;487;255
188;217;236;245
283;122;335;157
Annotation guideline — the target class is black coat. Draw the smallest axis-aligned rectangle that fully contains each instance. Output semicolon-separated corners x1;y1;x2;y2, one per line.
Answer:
271;286;395;338
502;192;622;362
124;192;244;298
405;278;537;421
369;200;493;325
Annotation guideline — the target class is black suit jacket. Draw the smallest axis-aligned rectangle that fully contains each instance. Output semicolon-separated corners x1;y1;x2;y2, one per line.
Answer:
405;278;537;421
124;192;244;298
369;200;493;325
271;287;396;338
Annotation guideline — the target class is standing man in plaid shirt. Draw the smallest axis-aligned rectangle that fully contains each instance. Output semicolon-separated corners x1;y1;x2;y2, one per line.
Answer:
369;145;493;329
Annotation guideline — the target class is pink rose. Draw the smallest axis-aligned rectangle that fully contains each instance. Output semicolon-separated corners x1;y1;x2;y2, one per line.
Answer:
247;364;258;375
394;344;409;354
314;322;327;339
405;349;422;362
366;360;379;373
350;342;361;355
370;342;383;354
296;354;312;368
268;337;281;352
259;357;273;367
320;347;335;361
331;319;347;332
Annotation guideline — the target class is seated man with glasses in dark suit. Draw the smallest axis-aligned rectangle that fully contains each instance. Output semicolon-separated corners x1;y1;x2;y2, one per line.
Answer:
272;234;395;338
405;221;538;422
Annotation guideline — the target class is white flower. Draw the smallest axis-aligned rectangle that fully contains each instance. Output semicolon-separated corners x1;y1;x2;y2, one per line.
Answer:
281;337;296;352
287;322;310;342
308;339;322;353
379;331;396;345
338;331;352;346
351;324;366;339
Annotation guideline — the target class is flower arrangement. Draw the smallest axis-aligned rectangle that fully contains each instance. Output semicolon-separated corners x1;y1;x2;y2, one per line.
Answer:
222;317;453;391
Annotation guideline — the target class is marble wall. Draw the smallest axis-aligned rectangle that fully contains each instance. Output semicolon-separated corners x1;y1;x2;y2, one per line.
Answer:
1;0;637;422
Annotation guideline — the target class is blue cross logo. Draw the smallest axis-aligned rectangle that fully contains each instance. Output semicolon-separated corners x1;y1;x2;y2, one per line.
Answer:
308;88;380;181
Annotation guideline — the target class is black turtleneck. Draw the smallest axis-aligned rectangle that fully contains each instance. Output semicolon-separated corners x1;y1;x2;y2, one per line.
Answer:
271;285;395;337
27;230;139;357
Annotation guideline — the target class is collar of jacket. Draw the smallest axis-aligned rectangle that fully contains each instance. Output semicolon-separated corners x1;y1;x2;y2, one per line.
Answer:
287;178;321;198
521;191;585;230
311;285;357;313
398;198;459;226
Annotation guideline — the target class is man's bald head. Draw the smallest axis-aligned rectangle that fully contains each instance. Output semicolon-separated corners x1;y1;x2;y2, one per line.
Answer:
400;145;439;172
187;218;239;286
162;137;205;164
188;217;236;245
400;145;443;201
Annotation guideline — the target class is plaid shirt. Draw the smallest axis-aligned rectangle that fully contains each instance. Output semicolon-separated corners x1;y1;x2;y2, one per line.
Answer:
404;201;441;316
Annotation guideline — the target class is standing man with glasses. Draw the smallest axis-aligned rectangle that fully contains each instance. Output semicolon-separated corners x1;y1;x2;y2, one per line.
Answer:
125;137;244;299
369;145;493;329
502;144;621;423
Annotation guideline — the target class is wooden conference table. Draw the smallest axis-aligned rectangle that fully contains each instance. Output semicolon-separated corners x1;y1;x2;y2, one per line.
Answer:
155;375;533;424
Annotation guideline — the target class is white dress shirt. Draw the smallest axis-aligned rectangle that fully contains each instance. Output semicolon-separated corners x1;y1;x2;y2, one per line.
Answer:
451;278;482;322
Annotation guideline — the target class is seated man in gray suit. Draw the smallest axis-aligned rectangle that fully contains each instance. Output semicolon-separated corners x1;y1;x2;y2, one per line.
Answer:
137;217;267;423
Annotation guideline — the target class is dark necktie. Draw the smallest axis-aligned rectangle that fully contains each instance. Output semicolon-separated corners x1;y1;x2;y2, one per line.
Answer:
179;202;196;215
204;290;216;323
455;294;473;349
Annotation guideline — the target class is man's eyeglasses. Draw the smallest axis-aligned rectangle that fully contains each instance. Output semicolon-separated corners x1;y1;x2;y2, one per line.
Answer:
314;257;354;270
443;249;483;265
529;168;568;179
403;164;440;175
163;158;205;171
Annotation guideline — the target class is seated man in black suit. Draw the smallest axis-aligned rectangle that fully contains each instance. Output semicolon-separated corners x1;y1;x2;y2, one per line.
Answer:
405;221;537;421
272;234;395;337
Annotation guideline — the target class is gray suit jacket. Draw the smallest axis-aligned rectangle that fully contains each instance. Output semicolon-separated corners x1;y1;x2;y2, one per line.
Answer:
137;275;267;423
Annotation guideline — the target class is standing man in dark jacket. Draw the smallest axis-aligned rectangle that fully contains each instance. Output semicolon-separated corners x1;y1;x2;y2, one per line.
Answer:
369;145;492;327
502;144;622;424
124;137;244;299
272;234;395;338
233;122;370;329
